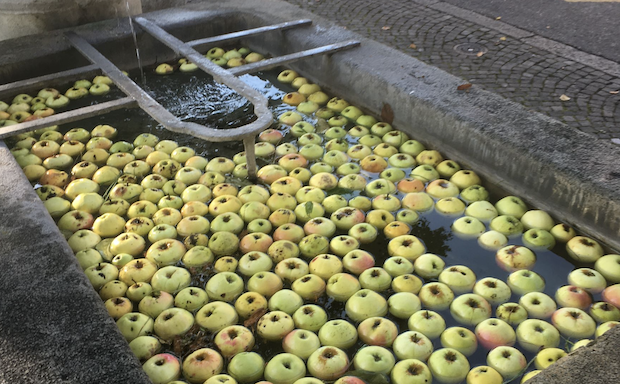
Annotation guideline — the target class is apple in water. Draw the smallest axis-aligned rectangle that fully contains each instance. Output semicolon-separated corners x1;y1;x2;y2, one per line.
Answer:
257;311;295;341
116;312;154;342
392;330;433;361
143;353;181;384
408;310;446;339
589;301;620;323
440;327;478;357
427;348;470;384
465;366;503;384
475;318;516;350
307;346;350;380
214;325;255;357
327;272;361;302
555;285;592;309
534;347;566;370
353;345;396;375
129;335;161;362
227;352;265;383
318;319;358;349
507;269;545;295
486;346;526;381
391;359;433;384
473;277;512;306
293;304;328;332
181;348;224;384
551;307;596;339
264;353;306;384
594;254;620;283
450;293;492;326
282;329;321;360
438;265;476;294
413;253;445;279
418;282;455;311
519;292;557;319
388;292;421;319
195;301;238;333
566;236;604;263
515;319;560;353
153;307;194;341
568;268;607;293
358;317;399;347
496;245;536;272
346;289;388;322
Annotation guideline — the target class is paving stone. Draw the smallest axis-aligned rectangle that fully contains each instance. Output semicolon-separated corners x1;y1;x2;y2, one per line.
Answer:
282;0;620;139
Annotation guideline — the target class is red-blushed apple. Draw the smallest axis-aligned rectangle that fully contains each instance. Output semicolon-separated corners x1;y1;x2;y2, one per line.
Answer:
555;285;593;309
143;353;181;384
515;319;560;353
440;327;478;357
408;310;446;339
551;307;596;339
428;348;470;384
307;346;350;380
214;325;255;357
534;347;566;370
282;329;321;359
475;318;516;350
486;346;526;381
602;283;620;308
358;317;399;347
181;348;224;384
343;249;375;275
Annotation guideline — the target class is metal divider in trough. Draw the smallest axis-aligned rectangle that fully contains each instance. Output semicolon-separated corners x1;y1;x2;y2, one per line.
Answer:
0;17;359;178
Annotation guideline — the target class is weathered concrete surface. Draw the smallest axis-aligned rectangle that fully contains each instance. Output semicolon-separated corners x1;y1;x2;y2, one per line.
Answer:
0;0;141;41
0;141;151;384
0;1;618;383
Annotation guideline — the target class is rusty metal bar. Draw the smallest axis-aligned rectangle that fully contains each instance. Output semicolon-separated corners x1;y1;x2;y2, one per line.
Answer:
229;40;361;76
0;97;136;140
0;64;99;99
187;19;312;50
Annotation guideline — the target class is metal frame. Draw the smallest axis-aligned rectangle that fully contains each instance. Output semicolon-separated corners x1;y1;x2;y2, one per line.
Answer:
0;17;359;178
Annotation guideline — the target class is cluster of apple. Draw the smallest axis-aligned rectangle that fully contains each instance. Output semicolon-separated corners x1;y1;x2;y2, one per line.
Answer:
7;64;620;384
155;47;265;75
0;76;115;126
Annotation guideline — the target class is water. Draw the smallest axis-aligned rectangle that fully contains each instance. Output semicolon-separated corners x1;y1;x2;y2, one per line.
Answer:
125;1;145;85
16;61;609;382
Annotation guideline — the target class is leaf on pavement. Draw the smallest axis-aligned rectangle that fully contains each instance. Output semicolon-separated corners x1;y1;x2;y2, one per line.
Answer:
457;83;473;91
409;43;417;49
381;26;391;30
500;36;507;41
476;51;485;57
610;90;619;95
496;16;502;20
559;94;571;101
381;103;394;124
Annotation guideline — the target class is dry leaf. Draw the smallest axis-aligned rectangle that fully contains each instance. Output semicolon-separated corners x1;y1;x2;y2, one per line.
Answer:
476;52;485;57
409;43;417;49
559;94;571;101
610;90;619;95
381;26;391;30
457;83;473;91
381;103;394;124
500;36;507;41
496;16;502;20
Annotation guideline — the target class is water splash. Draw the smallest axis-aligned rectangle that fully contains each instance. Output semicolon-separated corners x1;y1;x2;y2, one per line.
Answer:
126;1;145;85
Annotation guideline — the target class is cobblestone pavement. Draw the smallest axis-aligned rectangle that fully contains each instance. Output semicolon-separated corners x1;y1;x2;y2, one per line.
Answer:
282;0;620;141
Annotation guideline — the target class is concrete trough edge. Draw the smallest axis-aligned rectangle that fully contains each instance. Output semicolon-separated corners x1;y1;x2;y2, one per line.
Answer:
0;0;618;383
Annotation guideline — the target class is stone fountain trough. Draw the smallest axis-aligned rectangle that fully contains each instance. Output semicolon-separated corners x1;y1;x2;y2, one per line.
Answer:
0;0;619;383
